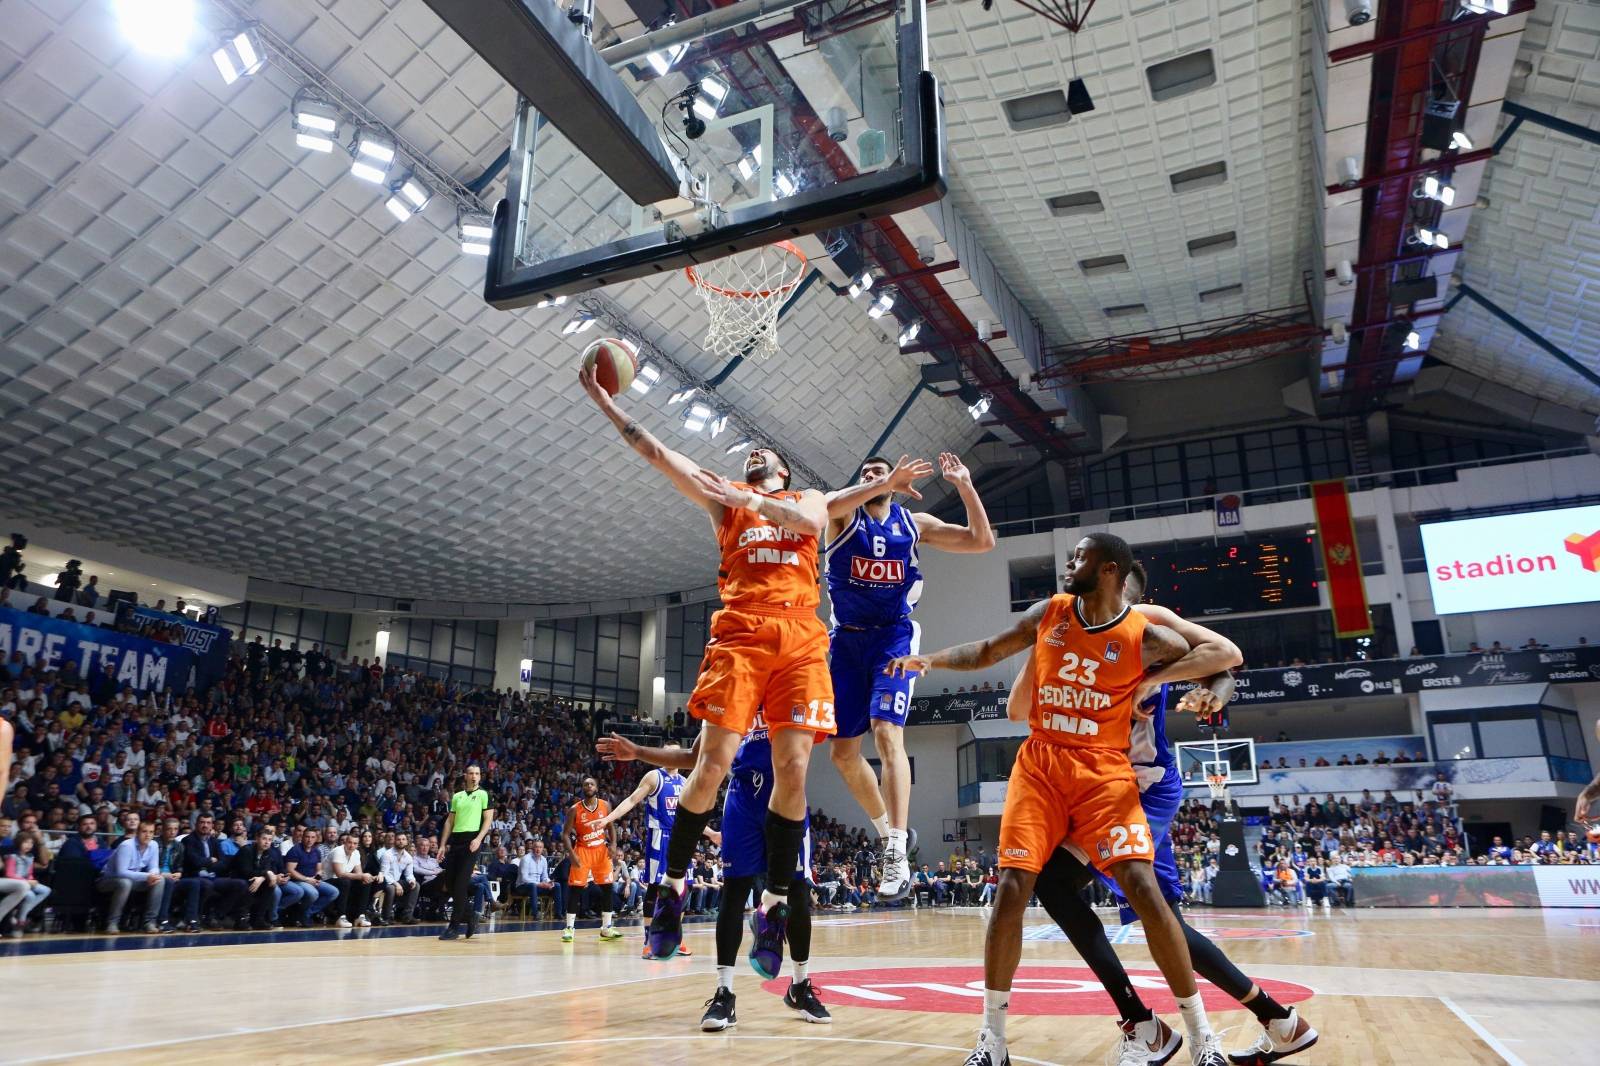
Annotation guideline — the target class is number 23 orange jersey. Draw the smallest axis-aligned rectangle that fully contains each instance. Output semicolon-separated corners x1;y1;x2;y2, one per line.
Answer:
1029;593;1148;751
572;799;611;849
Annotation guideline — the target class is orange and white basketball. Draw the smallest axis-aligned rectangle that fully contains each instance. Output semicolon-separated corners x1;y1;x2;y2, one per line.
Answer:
581;337;637;396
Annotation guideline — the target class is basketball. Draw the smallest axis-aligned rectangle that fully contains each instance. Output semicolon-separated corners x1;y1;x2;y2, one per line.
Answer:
581;337;637;396
1588;824;1600;845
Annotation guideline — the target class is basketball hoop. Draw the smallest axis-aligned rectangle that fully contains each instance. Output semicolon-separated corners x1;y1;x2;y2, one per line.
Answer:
1205;773;1231;802
685;240;807;361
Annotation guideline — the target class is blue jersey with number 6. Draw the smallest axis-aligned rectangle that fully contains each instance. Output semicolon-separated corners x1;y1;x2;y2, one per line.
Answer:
825;503;924;739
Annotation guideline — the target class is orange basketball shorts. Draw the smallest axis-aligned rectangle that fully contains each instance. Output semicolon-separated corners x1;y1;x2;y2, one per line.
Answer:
568;844;613;886
997;738;1152;874
687;606;836;739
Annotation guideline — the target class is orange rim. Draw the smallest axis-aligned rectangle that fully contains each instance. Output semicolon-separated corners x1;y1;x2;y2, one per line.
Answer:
684;240;808;299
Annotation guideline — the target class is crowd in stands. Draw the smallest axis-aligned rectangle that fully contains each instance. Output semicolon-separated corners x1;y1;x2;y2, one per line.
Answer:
1165;788;1597;909
1255;747;1431;771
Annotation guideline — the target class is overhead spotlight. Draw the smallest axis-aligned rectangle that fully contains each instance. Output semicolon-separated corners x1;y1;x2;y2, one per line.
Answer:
725;437;753;454
1404;330;1421;351
1422;176;1457;206
291;95;340;152
534;295;569;309
212;25;265;84
967;393;992;421
630;362;661;395
709;413;730;438
116;0;197;56
350;130;396;183
684;402;713;433
774;171;798;197
668;387;696;405
1450;130;1474;151
867;291;896;319
1461;0;1509;14
848;272;875;299
562;312;597;336
384;172;431;221
645;43;688;76
458;212;493;255
898;322;921;347
1414;226;1449;250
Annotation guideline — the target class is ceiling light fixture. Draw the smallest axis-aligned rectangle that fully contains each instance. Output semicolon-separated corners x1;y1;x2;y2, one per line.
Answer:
967;393;992;421
668;387;696;406
350;130;396;184
458;212;493;255
1450;130;1473;151
384;172;432;221
1422;176;1456;206
534;295;569;309
116;0;196;56
212;25;265;84
1414;226;1449;249
645;43;688;76
725;438;753;454
630;362;662;395
684;402;713;432
848;272;875;299
291;95;340;152
867;291;896;319
897;322;921;348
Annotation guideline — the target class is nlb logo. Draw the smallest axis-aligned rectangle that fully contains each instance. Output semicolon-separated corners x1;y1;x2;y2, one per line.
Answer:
850;556;905;584
760;965;1314;1016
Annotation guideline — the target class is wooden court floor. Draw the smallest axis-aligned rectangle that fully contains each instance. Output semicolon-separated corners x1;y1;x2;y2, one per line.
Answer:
1;905;1594;1064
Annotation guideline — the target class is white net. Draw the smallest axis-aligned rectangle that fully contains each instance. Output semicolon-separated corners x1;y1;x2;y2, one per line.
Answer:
685;241;807;360
1205;774;1231;802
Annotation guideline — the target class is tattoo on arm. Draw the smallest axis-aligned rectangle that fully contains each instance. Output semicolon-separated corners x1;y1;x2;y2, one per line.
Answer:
931;599;1048;670
622;421;642;442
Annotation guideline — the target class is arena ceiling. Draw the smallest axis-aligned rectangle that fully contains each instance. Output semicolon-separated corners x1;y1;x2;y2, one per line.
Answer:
0;0;1593;606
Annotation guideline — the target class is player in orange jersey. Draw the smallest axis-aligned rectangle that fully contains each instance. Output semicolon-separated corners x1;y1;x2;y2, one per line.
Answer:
580;365;926;977
562;776;623;942
888;531;1243;1066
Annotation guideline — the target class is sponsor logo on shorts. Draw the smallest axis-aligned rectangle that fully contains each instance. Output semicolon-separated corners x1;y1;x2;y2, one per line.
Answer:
789;703;808;724
762;965;1314;1016
1103;640;1121;663
1003;847;1031;859
1097;839;1112;861
704;703;724;715
878;693;892;710
1043;621;1072;647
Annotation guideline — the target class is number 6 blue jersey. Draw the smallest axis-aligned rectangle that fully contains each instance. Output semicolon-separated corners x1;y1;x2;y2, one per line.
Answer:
824;502;924;627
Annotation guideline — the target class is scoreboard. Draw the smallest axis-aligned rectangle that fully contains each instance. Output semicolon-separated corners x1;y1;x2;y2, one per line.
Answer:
1136;535;1319;617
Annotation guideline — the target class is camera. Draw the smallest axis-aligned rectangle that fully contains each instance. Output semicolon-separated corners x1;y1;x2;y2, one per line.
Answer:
1344;0;1373;25
1338;156;1362;188
1336;259;1355;286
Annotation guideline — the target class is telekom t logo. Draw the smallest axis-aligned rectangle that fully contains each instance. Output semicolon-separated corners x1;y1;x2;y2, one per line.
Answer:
1565;530;1600;573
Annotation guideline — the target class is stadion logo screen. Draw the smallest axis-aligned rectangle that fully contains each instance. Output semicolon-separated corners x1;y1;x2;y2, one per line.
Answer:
1420;504;1600;615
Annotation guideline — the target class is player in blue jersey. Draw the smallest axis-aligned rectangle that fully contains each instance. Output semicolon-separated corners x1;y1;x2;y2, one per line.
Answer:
595;759;720;957
1018;562;1318;1065
598;716;829;1031
824;451;995;899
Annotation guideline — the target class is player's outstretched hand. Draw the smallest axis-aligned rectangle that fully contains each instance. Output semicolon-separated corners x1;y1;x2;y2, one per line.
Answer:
886;454;934;499
579;365;618;409
1132;678;1163;717
693;468;755;509
596;732;639;763
1176;686;1226;721
885;654;932;678
939;452;972;487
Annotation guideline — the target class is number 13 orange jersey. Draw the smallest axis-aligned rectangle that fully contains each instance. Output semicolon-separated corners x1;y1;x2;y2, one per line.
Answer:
1029;593;1148;751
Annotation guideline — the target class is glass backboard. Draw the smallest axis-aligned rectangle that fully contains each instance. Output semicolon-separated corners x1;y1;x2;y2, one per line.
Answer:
1174;738;1260;788
484;0;945;307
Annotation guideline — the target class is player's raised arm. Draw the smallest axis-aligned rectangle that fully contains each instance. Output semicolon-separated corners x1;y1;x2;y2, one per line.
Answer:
885;598;1050;677
1176;670;1238;721
1576;721;1600;827
824;455;934;518
912;452;996;553
1134;603;1243;684
596;731;700;771
690;473;830;539
580;365;723;524
596;769;660;828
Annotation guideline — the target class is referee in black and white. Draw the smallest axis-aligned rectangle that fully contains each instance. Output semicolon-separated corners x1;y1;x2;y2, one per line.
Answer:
438;763;495;941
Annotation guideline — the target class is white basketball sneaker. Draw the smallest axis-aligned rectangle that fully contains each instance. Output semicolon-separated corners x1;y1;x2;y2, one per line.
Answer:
1112;1017;1183;1066
1227;1008;1318;1064
877;849;912;902
963;1027;1010;1066
1190;1030;1226;1066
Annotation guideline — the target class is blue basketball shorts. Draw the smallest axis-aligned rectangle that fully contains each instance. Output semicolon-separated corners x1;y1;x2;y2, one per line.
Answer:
829;618;920;740
721;775;812;883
